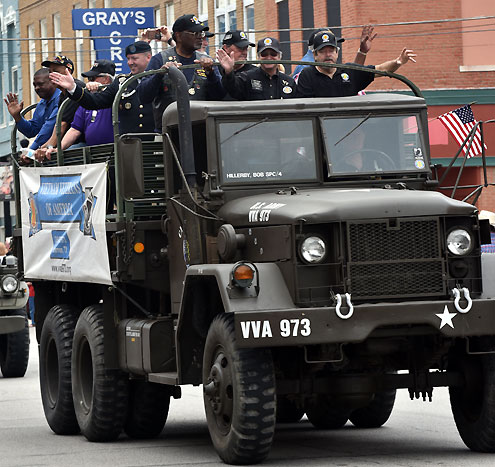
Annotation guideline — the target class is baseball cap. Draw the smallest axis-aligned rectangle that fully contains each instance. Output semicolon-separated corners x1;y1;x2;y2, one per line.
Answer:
308;28;333;46
41;55;74;74
125;41;152;56
312;31;345;52
81;59;116;78
173;14;209;33
257;37;281;54
223;30;255;48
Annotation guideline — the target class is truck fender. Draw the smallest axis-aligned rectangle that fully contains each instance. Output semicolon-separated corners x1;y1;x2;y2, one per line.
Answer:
176;263;295;384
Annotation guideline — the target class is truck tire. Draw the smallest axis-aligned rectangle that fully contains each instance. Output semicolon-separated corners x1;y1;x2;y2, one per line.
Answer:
305;396;349;429
450;353;495;451
203;314;276;464
0;308;29;378
349;389;396;428
124;380;170;439
39;305;79;434
72;304;128;442
276;395;305;423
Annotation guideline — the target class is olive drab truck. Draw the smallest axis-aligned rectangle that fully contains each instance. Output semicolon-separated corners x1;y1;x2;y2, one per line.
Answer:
11;64;495;464
0;256;30;378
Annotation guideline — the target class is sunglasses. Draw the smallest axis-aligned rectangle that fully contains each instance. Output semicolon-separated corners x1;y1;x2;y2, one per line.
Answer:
260;50;279;58
182;31;206;38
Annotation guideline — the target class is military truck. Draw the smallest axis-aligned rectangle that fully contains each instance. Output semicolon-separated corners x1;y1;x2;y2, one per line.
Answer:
0;255;29;378
11;66;495;464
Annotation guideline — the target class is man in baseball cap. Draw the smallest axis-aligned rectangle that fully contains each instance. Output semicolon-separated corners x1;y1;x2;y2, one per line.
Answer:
292;25;377;80
220;31;256;84
137;14;225;132
217;36;296;101
41;55;75;74
296;30;416;98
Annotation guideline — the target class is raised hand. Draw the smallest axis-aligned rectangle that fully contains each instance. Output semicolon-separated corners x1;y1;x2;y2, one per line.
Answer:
50;68;75;90
216;48;235;74
397;48;417;65
4;93;23;118
359;25;377;54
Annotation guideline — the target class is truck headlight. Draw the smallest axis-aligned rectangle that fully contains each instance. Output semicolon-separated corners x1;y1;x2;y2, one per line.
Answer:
1;275;19;294
300;236;326;263
447;228;473;256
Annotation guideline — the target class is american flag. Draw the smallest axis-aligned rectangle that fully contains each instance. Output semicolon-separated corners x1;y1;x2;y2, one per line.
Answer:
438;105;486;158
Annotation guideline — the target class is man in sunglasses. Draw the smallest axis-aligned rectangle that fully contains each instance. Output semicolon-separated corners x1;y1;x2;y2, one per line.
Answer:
137;14;225;133
217;37;296;101
295;31;416;98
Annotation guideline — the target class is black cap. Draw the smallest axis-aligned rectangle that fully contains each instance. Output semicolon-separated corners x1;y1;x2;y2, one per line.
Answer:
257;37;281;54
41;55;74;74
81;59;116;78
312;31;345;52
308;28;332;46
172;14;209;33
223;30;255;48
125;40;152;56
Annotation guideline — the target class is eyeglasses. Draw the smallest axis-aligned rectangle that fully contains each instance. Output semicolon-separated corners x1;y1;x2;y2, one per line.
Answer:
182;31;206;38
260;50;279;58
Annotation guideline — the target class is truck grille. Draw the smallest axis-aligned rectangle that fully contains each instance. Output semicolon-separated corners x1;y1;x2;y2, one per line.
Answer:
347;219;445;299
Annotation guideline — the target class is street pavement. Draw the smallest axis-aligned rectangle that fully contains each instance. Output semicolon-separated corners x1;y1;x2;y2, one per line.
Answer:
1;327;494;466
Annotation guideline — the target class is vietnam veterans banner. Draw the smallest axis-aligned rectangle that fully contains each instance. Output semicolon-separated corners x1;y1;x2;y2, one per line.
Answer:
19;163;112;285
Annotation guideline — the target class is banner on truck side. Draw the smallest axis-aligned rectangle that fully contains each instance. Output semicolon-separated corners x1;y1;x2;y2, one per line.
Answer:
19;163;112;285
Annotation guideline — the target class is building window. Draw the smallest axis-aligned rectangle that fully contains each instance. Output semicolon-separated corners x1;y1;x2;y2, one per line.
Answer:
104;0;112;8
243;0;255;60
28;24;36;104
40;18;49;61
87;1;97;63
74;3;84;79
53;13;62;55
88;0;96;7
198;0;208;19
11;67;18;97
215;0;236;35
151;7;162;54
165;2;174;27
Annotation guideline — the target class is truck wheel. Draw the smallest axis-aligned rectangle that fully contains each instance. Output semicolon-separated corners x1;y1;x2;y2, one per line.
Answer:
72;305;128;442
276;395;305;423
0;308;29;378
305;396;349;429
124;380;170;439
450;353;495;451
349;389;396;428
203;314;276;464
39;305;79;435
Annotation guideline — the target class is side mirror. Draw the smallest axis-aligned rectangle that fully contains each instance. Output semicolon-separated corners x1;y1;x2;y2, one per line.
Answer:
116;136;145;199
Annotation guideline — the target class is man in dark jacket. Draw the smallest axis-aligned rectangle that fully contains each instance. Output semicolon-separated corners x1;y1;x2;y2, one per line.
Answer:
137;14;225;133
50;41;155;136
217;37;296;101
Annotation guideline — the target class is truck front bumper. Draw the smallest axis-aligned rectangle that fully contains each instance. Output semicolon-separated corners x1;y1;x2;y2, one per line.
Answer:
0;316;25;334
234;297;495;348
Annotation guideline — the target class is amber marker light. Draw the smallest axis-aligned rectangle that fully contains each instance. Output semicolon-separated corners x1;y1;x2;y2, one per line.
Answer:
232;263;254;288
134;242;145;254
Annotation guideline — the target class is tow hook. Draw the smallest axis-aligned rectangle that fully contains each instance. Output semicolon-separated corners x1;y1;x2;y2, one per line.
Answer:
452;287;472;313
335;293;354;320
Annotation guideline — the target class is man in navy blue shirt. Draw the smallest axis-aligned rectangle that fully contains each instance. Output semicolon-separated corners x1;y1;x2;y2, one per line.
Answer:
4;68;60;149
137;14;225;132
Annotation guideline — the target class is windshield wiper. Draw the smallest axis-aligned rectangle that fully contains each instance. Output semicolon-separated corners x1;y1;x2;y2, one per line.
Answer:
220;117;269;145
334;113;372;147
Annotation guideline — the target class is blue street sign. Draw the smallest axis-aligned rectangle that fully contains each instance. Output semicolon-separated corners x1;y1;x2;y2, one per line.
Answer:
72;8;155;74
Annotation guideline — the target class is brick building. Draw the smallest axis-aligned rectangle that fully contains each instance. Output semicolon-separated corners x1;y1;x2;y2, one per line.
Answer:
15;0;495;208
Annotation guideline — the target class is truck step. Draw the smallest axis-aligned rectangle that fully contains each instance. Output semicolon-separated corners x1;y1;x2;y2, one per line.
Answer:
148;372;179;385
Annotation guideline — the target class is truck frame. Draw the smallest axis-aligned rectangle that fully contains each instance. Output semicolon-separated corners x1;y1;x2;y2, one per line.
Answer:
11;65;495;463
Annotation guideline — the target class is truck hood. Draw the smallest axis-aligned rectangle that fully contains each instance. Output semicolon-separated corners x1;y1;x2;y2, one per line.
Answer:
218;188;476;226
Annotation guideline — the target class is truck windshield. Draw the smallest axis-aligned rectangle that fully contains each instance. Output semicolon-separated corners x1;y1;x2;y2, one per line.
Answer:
322;115;428;176
218;119;318;184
